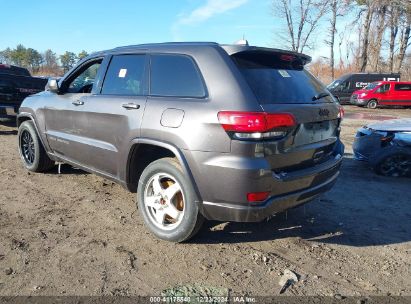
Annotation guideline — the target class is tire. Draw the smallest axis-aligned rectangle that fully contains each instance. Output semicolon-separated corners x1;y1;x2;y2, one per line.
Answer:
18;120;55;172
137;157;204;242
372;147;411;177
367;99;378;109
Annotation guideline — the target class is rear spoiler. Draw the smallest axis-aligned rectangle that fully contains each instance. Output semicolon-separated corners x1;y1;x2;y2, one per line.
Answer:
220;45;312;66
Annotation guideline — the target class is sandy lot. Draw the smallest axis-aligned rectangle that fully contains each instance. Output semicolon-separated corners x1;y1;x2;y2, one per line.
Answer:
0;106;410;298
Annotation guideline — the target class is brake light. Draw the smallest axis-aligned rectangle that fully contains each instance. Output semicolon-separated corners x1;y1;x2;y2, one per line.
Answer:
217;112;296;133
280;54;296;62
338;107;344;119
247;191;270;203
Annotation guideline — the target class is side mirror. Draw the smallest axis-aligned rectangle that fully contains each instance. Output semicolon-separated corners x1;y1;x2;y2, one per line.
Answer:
46;79;59;93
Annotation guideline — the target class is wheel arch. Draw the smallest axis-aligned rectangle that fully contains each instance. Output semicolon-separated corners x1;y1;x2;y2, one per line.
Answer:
16;113;50;151
125;138;203;206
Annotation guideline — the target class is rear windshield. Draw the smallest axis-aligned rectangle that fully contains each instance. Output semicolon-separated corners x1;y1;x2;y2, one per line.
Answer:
232;52;333;104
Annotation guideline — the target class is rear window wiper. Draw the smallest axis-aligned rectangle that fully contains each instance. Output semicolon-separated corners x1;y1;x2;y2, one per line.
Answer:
312;92;330;101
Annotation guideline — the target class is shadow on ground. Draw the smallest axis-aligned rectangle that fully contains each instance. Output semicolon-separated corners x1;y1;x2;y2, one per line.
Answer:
194;156;411;247
46;163;90;176
0;118;17;135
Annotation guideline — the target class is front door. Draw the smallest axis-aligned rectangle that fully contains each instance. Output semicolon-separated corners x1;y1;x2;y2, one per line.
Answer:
44;57;105;163
46;53;148;178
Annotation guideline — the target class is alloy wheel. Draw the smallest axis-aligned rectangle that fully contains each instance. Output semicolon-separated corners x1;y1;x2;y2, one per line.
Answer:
379;155;411;177
143;173;185;230
20;130;35;165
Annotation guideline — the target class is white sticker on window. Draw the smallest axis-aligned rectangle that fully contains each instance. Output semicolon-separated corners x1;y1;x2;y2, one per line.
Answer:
278;70;291;78
118;69;127;78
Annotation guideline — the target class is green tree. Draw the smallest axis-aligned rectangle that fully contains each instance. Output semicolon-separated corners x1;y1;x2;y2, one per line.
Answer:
59;51;77;72
43;49;58;68
77;50;89;61
25;48;43;72
10;44;27;66
0;47;12;64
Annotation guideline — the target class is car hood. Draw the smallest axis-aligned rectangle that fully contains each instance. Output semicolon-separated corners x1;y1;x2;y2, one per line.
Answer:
367;119;411;132
353;89;368;95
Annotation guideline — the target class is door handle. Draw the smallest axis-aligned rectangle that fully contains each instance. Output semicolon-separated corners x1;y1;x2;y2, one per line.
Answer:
122;103;140;110
72;100;84;106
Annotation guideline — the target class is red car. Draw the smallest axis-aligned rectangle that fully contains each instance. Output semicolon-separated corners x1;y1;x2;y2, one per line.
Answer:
350;81;411;109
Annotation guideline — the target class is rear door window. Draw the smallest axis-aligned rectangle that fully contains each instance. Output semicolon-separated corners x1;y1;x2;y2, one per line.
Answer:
101;54;147;96
232;51;333;104
394;84;411;91
150;54;206;98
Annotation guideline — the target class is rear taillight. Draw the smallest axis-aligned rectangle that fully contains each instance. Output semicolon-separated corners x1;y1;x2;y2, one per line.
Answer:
247;191;270;203
338;106;344;119
217;111;295;140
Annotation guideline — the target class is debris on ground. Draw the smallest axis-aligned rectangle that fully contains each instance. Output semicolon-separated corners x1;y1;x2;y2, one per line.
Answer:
278;269;299;294
4;268;13;275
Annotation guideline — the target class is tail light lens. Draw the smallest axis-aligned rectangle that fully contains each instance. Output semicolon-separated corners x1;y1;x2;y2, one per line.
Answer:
247;191;270;203
338;106;344;119
217;112;296;137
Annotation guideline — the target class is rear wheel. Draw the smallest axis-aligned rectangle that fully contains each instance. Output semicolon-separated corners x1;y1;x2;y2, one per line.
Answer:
373;147;411;177
137;158;204;242
18;121;55;172
367;99;378;109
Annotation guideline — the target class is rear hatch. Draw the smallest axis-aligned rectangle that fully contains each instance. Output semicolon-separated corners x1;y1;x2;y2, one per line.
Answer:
231;49;342;173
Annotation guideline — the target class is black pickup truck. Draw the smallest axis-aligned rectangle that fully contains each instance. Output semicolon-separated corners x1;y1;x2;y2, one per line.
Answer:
0;64;47;118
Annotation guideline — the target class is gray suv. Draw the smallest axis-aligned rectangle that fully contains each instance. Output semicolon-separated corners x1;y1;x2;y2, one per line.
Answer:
17;42;344;242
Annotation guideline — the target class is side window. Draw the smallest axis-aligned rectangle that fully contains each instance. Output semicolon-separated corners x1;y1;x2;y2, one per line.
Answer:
150;54;206;98
101;54;147;96
395;84;411;91
339;81;349;91
376;84;390;93
67;61;102;93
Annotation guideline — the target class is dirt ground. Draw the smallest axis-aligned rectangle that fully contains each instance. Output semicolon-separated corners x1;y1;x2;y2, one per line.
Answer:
0;106;410;298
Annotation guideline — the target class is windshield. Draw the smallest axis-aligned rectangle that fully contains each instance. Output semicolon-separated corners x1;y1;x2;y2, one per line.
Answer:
327;80;342;90
364;83;379;90
232;53;334;104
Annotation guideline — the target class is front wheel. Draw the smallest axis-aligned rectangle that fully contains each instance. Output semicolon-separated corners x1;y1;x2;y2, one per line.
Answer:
367;100;378;109
137;158;204;242
374;153;411;177
18;121;55;172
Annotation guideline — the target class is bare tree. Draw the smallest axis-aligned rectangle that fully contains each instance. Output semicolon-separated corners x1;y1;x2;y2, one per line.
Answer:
274;0;330;53
358;0;375;72
371;1;388;71
396;2;411;72
326;0;350;80
388;1;400;72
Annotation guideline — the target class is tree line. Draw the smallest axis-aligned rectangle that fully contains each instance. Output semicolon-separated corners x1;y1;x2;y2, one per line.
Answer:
274;0;411;82
0;44;89;76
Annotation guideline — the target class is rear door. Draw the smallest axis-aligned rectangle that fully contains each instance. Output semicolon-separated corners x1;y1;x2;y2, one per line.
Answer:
231;51;341;172
71;53;148;177
393;83;411;106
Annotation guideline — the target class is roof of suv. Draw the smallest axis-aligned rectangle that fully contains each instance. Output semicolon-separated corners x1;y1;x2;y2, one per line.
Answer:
93;42;312;63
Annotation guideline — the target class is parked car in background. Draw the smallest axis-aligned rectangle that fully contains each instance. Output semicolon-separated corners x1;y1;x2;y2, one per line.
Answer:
327;73;400;104
0;64;47;118
350;81;411;109
353;119;411;177
16;42;344;242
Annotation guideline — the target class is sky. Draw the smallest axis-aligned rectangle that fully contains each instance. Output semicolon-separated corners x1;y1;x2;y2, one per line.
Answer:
0;0;353;60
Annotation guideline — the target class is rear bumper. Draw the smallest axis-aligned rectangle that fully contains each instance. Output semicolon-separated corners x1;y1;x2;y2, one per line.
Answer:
201;153;343;222
353;128;383;161
0;105;18;117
